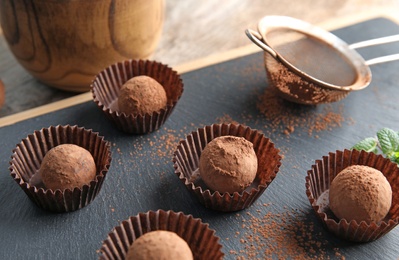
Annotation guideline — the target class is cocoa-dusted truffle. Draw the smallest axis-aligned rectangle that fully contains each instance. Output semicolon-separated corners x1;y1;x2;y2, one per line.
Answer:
126;230;193;260
118;75;167;115
199;135;258;194
39;144;97;191
329;165;392;223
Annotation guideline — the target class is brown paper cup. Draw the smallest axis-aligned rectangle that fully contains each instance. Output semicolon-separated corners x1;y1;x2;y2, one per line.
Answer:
9;125;112;213
306;149;399;242
98;209;224;260
91;59;184;134
173;123;282;212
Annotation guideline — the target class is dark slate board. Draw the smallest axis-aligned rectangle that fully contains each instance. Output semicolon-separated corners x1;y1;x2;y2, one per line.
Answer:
1;17;399;259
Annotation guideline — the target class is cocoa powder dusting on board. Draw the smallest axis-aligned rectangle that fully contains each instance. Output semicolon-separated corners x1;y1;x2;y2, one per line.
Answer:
216;87;353;137
256;87;353;136
232;205;345;260
131;127;186;164
112;127;190;184
216;114;240;125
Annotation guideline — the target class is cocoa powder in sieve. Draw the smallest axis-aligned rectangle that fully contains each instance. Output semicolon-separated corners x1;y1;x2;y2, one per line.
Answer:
265;55;349;105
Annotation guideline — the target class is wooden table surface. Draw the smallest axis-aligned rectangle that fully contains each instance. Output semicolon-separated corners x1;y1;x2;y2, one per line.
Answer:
0;0;399;118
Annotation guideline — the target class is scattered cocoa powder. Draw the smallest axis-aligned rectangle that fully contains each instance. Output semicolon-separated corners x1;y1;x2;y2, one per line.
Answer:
216;114;240;125
215;86;353;138
231;204;345;260
256;87;353;136
120;126;199;179
283;125;295;135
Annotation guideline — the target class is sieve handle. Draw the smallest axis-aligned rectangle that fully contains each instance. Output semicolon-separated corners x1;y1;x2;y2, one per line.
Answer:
245;29;278;58
365;54;399;66
349;34;399;49
349;34;399;66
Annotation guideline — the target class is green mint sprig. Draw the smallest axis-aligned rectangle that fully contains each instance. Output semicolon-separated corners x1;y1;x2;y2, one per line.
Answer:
351;127;399;164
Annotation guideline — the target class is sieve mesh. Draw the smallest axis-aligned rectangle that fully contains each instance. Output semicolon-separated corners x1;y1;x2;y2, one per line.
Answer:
264;52;349;105
265;29;358;87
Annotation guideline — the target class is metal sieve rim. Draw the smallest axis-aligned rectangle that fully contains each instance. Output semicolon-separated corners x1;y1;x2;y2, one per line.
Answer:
255;15;372;92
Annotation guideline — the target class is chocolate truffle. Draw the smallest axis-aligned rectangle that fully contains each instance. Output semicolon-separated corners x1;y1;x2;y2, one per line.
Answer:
329;165;392;223
126;230;193;260
39;144;97;191
199;135;258;194
118;75;167;115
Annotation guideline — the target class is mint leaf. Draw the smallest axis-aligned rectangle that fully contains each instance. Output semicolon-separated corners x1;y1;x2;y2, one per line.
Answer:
390;151;399;163
377;128;399;155
351;137;378;153
352;128;399;166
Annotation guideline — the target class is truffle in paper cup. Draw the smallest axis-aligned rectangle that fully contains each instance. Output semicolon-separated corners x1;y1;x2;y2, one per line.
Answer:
306;149;399;242
9;125;112;213
173;123;282;212
91;59;184;134
99;209;224;260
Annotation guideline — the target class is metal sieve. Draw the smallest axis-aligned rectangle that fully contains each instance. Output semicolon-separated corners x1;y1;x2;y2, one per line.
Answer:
246;16;399;105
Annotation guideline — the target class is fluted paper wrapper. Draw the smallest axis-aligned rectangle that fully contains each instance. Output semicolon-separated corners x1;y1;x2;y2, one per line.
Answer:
91;59;184;134
99;209;224;260
306;149;399;242
264;53;349;105
9;125;112;213
173;123;282;212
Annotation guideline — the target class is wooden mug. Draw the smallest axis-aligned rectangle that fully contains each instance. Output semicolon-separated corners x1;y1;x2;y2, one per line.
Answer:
0;0;164;92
